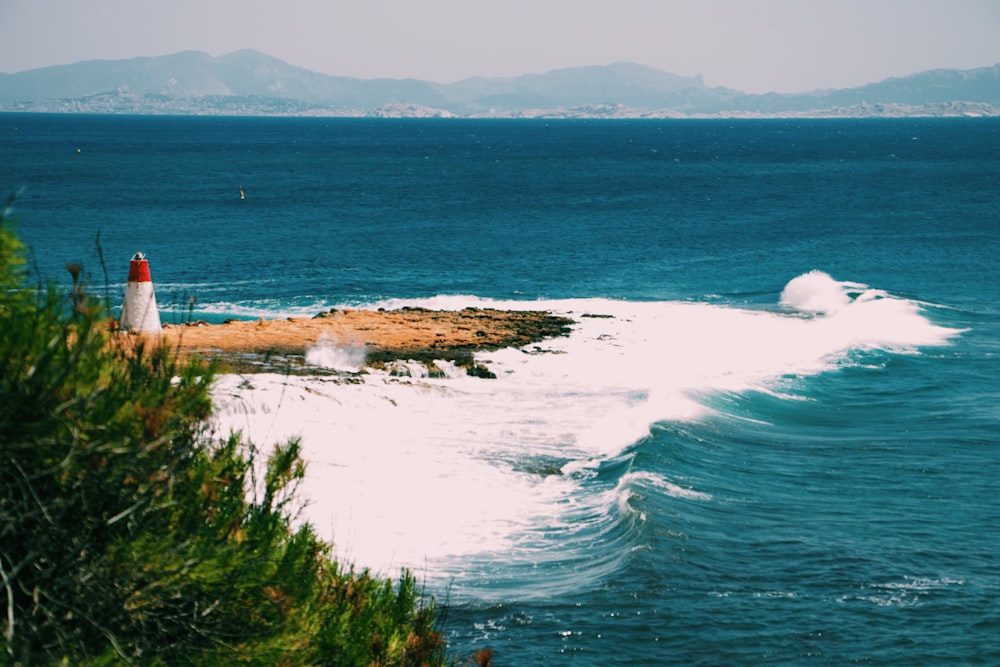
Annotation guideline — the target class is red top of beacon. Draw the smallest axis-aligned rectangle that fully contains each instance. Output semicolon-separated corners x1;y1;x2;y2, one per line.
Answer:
127;252;152;283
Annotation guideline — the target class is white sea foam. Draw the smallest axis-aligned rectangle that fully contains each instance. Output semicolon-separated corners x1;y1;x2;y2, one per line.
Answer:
839;576;965;607
622;471;713;501
210;272;962;594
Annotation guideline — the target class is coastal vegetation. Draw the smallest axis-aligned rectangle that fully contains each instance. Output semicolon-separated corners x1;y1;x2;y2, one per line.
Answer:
0;196;458;665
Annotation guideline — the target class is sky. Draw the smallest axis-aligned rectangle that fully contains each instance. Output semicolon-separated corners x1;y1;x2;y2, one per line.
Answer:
1;0;999;94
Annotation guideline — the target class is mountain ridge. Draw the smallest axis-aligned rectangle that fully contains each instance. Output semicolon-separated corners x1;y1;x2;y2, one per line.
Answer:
2;50;998;118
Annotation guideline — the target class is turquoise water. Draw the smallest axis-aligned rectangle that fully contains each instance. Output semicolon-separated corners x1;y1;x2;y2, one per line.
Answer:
4;114;999;664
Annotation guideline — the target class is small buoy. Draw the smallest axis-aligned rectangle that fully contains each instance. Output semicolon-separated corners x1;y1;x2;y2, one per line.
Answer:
76;148;81;153
119;252;162;333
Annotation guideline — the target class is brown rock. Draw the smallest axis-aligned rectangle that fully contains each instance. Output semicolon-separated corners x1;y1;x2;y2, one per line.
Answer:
150;307;575;375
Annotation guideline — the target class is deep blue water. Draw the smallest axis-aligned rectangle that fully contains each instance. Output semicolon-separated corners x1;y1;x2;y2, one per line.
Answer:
3;114;1000;664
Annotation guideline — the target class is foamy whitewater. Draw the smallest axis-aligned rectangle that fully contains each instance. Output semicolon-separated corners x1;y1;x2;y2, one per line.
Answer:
211;272;960;598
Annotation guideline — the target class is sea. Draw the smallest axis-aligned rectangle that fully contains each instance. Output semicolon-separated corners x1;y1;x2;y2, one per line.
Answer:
3;113;999;665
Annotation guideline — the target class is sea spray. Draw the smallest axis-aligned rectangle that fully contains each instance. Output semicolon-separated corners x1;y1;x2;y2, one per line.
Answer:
779;269;859;313
305;333;366;372
779;270;962;353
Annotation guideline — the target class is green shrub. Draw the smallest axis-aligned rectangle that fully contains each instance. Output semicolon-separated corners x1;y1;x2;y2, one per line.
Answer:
0;198;448;666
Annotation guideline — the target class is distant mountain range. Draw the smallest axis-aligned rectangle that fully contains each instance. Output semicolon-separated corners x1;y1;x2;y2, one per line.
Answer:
2;49;999;118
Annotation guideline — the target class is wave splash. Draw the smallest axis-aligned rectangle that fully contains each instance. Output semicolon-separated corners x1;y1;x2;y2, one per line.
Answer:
210;272;961;599
304;333;366;372
778;269;960;352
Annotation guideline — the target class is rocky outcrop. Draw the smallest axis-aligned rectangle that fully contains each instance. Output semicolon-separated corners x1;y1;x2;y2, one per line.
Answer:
155;307;575;376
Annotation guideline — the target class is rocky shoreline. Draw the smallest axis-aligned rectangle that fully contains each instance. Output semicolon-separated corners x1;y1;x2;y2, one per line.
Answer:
153;307;575;376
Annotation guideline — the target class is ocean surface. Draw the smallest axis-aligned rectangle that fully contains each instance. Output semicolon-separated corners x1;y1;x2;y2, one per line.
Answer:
3;113;999;664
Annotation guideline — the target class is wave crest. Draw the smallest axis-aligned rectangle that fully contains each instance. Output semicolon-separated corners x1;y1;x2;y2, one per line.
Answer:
779;270;860;314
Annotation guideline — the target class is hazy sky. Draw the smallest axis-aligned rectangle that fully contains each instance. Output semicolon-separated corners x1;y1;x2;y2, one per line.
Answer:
1;0;998;93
